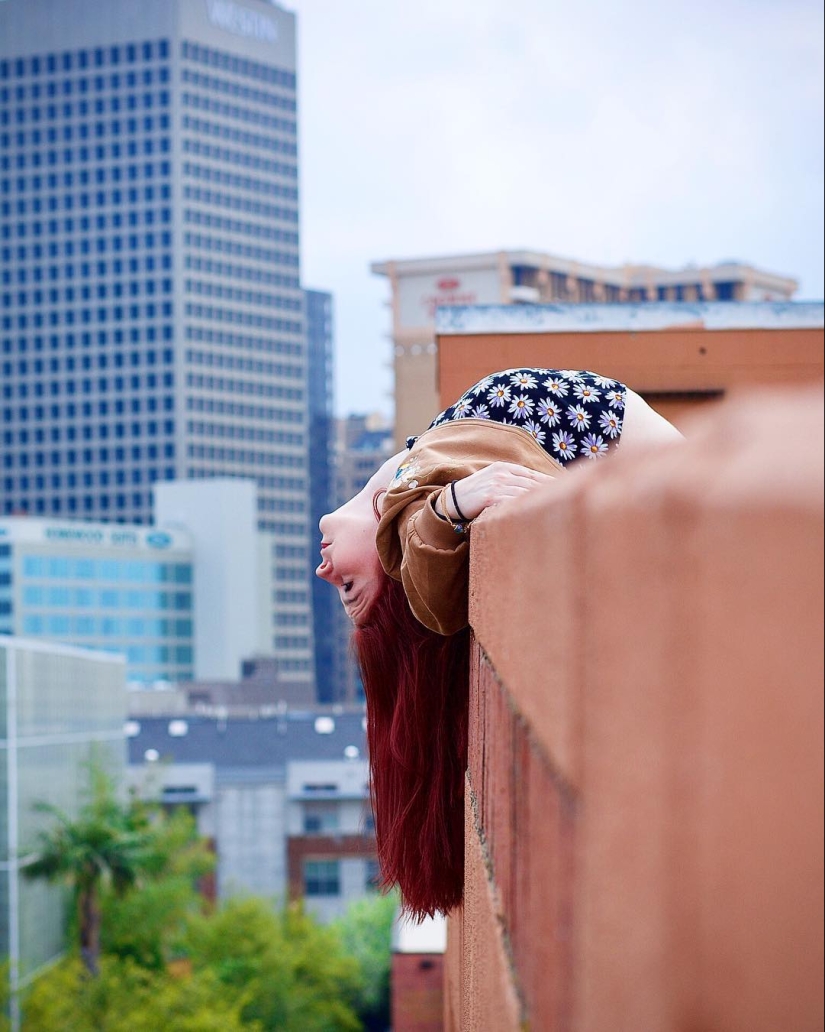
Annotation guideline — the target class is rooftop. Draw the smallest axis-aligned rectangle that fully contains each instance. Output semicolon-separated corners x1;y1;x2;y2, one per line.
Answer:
372;250;798;292
435;300;825;336
127;711;367;769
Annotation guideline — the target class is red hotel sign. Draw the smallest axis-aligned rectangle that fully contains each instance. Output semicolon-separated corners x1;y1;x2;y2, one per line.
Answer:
422;277;478;319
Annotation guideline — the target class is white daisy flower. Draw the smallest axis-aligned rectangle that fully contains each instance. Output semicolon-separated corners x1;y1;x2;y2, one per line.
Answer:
542;377;569;398
552;430;578;460
591;374;617;388
573;382;601;404
566;404;591;431
581;433;608;458
605;389;625;409
452;397;472;417
471;375;494;396
537;397;562;426
471;403;491;419
559;369;585;382
508;393;534;420
524;419;546;445
599;410;622;438
509;370;538;389
488;383;512;408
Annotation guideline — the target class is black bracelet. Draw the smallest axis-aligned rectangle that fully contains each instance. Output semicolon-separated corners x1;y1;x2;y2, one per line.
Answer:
449;481;471;523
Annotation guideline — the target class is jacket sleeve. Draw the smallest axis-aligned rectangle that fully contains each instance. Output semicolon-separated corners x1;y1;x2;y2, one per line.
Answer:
392;492;471;636
374;420;565;636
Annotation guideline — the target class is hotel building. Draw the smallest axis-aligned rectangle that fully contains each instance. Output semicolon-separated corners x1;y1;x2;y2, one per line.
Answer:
371;250;799;444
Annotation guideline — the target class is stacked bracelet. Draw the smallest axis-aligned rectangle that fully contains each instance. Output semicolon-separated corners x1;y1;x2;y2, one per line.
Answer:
433;483;471;534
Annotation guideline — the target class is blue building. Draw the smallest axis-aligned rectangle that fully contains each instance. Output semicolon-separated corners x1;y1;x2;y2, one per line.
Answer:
304;288;337;702
0;517;194;685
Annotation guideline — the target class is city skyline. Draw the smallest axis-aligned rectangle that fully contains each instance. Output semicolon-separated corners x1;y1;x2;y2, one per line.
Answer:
0;0;317;689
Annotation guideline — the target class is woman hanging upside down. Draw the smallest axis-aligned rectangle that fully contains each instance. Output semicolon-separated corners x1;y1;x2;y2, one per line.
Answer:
317;368;681;920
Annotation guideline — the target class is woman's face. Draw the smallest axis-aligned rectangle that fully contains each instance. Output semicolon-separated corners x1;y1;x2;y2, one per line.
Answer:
316;486;385;624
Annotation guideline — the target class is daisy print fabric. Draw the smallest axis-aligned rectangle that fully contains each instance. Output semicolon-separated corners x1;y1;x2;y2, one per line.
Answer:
407;368;627;465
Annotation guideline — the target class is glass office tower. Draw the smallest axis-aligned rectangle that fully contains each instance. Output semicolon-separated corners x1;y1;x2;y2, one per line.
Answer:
0;519;194;685
1;0;313;682
0;638;125;1021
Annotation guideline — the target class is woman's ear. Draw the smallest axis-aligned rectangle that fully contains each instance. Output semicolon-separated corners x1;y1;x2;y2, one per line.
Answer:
372;489;386;520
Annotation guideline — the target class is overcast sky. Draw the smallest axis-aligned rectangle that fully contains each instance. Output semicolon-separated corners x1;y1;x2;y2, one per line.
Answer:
288;0;824;417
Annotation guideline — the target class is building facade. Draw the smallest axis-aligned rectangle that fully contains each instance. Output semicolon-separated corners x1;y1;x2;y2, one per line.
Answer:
127;709;374;920
0;0;314;681
331;413;395;703
0;518;193;684
0;475;317;687
433;301;825;431
286;758;377;924
1;638;126;1022
304;289;337;702
371;250;799;444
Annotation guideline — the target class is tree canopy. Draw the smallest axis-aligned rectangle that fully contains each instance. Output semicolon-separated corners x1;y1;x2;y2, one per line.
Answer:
17;761;398;1031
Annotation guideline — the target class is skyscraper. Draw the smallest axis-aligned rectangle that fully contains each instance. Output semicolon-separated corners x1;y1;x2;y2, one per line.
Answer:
332;413;395;703
305;288;337;701
1;0;313;682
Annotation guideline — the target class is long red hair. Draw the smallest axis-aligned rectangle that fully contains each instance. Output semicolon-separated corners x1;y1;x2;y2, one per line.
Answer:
352;573;470;920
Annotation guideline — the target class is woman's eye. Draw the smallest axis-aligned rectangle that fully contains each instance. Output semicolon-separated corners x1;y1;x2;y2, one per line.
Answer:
343;581;353;594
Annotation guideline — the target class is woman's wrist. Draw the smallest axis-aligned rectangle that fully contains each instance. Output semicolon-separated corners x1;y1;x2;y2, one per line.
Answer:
434;484;471;534
435;485;460;521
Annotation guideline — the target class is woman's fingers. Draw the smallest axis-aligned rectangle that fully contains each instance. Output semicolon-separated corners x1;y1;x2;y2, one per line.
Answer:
450;462;558;520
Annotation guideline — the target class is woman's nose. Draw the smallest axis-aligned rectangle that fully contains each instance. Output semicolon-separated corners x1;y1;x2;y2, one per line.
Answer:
315;556;334;582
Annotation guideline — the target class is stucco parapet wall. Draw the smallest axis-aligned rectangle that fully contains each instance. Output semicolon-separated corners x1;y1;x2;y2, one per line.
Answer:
436;300;825;335
463;387;824;1030
469;386;824;785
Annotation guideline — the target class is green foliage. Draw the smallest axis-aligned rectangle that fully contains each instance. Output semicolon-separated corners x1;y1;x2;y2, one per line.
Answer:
21;758;392;1031
24;760;214;978
21;957;255;1032
0;960;10;1032
185;897;364;1031
100;806;214;970
25;764;159;897
332;892;398;1029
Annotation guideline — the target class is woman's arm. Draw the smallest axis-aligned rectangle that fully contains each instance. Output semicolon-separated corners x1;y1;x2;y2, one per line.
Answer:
619;389;684;451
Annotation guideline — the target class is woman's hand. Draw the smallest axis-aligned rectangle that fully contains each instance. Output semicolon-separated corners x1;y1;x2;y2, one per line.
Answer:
440;462;555;522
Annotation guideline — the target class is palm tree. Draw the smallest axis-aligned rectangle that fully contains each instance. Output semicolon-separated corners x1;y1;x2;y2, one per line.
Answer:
24;762;160;977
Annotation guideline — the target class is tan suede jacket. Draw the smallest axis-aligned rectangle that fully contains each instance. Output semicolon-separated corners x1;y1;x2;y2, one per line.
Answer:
375;419;565;636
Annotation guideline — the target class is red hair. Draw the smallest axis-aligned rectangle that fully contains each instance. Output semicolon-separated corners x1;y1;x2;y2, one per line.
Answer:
352;573;470;920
